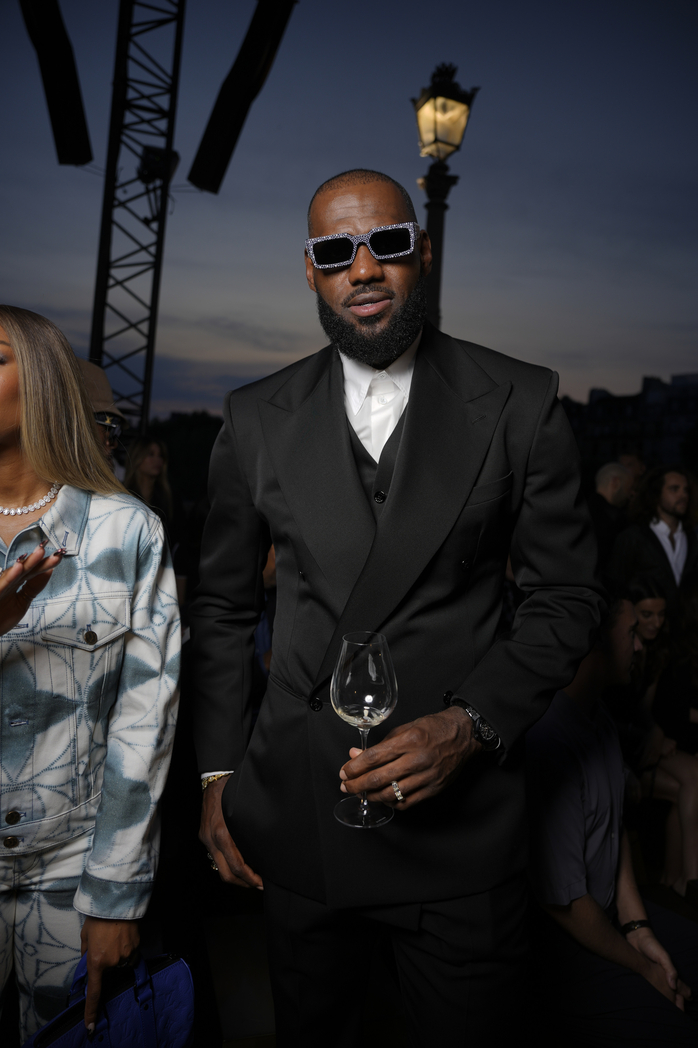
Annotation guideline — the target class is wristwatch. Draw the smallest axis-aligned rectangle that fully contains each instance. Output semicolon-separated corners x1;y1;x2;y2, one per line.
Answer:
621;919;651;936
443;692;501;751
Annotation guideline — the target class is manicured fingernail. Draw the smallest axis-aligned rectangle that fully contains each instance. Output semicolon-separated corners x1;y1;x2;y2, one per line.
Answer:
339;769;347;780
16;554;29;563
39;538;49;549
340;783;347;793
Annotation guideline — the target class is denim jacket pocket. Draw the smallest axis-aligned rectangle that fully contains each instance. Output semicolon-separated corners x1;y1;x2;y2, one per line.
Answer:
41;593;131;651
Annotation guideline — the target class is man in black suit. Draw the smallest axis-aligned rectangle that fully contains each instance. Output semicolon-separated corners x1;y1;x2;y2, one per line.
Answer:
191;170;603;1046
587;462;633;572
609;466;697;612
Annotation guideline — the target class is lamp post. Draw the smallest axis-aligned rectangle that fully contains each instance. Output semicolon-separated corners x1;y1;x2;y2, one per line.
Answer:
412;64;479;329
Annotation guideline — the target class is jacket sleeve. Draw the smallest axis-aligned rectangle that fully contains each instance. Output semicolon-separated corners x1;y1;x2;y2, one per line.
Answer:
190;393;271;774
455;372;604;753
73;515;181;918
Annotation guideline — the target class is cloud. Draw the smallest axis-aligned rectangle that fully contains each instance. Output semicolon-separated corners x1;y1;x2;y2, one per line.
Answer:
149;356;267;417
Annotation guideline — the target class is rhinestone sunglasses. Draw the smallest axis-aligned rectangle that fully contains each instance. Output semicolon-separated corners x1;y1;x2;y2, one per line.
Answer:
305;221;420;270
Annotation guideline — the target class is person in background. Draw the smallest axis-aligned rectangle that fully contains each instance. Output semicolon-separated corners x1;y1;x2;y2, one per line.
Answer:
609;466;698;617
125;437;173;524
76;359;125;478
588;462;633;571
618;449;646;499
0;306;180;1041
655;583;698;756
527;592;698;1046
125;437;188;606
605;577;698;899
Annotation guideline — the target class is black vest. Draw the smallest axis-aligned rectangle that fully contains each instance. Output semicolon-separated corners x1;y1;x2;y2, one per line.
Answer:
347;411;407;521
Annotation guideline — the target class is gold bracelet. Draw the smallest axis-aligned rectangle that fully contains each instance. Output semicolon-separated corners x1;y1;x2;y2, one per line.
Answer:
201;773;231;791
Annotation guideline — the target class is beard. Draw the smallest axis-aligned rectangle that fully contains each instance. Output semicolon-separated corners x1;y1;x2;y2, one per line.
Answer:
316;274;428;368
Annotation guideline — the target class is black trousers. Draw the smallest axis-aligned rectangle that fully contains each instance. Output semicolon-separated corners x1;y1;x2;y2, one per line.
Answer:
263;875;528;1048
530;900;698;1046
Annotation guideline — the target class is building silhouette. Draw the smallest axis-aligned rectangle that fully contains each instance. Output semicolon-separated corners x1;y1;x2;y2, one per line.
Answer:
561;373;698;477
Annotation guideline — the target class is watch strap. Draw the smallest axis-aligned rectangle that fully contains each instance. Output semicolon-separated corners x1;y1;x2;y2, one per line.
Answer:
443;692;501;751
621;919;651;936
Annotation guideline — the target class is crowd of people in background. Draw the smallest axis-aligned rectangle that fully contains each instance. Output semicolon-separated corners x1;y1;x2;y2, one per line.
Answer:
593;461;698;897
523;456;698;1041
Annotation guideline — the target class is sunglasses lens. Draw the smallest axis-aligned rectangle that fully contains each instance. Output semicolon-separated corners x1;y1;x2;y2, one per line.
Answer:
369;227;412;257
313;237;355;267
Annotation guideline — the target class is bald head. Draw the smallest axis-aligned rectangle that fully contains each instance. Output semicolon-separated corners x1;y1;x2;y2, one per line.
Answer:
308;169;417;235
595;462;633;508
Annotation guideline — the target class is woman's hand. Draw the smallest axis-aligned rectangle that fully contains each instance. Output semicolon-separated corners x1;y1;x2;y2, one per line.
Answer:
0;542;62;635
80;916;140;1032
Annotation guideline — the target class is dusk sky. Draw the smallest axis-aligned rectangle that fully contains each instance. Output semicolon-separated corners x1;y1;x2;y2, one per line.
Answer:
1;0;696;416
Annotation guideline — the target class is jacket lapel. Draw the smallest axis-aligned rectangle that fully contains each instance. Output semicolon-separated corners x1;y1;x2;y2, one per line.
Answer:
258;347;375;613
313;326;512;690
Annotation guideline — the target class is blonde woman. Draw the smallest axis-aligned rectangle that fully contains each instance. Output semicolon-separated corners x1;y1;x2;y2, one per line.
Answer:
0;306;180;1040
125;437;173;525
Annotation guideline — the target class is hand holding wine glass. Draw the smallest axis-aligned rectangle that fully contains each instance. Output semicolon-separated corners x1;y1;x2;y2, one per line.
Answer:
331;631;397;828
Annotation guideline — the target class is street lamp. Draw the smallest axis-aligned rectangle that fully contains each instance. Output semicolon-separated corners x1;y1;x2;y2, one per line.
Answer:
412;64;479;328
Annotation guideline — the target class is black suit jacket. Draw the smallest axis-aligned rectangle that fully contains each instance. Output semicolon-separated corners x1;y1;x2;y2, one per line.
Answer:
608;522;698;613
191;324;603;907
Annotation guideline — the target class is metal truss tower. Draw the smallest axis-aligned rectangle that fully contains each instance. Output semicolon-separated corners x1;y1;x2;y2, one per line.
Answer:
89;0;186;432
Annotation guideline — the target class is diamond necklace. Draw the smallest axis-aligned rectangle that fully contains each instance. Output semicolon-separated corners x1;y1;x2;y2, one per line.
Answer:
0;483;61;517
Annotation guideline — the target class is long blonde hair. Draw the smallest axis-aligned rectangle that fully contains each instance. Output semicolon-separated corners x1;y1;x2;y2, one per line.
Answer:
0;305;127;496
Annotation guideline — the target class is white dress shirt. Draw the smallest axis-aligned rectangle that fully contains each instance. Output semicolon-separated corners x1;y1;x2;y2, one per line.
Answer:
201;331;422;779
650;517;688;585
339;332;421;461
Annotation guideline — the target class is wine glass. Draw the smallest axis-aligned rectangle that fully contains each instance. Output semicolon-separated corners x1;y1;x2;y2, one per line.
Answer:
330;631;398;828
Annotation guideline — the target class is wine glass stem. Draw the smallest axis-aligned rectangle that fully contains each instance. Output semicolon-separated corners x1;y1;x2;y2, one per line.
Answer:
358;727;370;815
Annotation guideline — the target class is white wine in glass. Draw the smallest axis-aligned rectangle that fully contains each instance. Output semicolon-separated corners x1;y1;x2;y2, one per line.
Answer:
331;631;398;828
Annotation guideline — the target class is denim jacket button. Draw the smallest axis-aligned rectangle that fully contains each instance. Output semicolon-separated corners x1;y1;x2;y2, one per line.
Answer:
3;837;19;849
84;631;98;645
5;811;21;826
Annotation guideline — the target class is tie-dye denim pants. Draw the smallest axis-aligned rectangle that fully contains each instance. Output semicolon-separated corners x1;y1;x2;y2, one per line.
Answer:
0;831;91;1042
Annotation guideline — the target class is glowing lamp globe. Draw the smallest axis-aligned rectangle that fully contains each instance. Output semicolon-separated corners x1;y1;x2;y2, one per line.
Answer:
412;64;479;161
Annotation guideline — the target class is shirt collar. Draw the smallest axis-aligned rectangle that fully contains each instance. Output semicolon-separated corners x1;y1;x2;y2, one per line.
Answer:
39;485;91;555
339;329;422;417
651;517;684;537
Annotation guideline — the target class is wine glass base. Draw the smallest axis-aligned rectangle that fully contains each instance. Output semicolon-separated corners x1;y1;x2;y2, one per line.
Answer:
334;797;394;829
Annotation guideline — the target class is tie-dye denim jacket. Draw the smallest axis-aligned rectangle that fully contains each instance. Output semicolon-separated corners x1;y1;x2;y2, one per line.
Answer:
0;486;181;918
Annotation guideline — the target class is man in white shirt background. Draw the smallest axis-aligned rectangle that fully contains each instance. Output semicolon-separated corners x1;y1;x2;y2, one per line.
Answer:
191;169;602;1046
610;467;697;615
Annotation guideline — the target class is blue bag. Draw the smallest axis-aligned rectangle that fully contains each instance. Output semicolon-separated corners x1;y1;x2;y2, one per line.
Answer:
21;954;194;1048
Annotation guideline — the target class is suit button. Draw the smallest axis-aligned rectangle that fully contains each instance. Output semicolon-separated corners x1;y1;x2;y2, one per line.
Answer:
299;571;305;580
5;811;21;826
309;698;323;712
3;837;19;849
373;491;386;504
84;631;98;645
443;690;453;706
461;561;471;572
